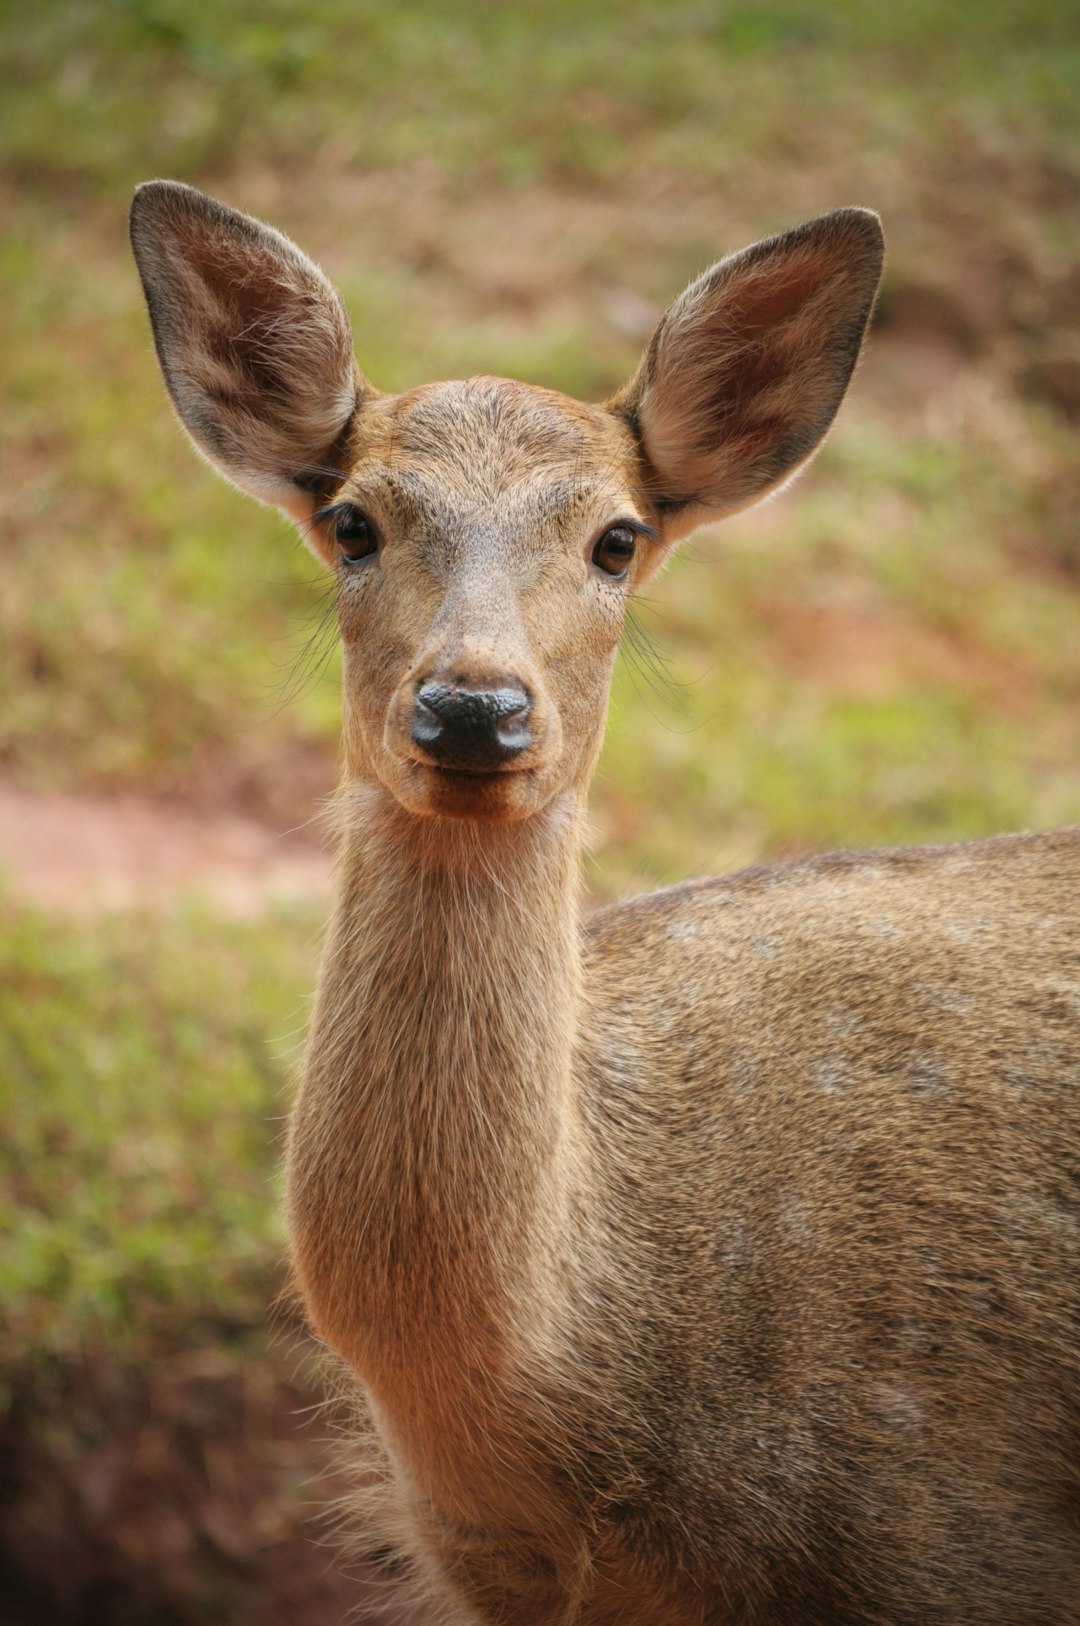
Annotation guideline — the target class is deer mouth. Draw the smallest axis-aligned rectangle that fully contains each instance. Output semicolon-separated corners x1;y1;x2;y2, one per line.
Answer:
424;760;531;779
391;755;544;822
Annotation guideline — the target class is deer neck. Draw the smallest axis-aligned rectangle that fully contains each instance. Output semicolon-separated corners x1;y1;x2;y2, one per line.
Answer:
287;781;587;1415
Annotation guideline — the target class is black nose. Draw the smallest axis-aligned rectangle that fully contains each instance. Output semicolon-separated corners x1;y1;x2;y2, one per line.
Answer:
411;681;533;771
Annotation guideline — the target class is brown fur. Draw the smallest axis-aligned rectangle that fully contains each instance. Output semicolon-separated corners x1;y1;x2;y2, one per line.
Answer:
131;182;1080;1624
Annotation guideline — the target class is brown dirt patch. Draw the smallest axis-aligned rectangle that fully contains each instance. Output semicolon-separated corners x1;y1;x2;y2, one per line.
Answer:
0;779;333;915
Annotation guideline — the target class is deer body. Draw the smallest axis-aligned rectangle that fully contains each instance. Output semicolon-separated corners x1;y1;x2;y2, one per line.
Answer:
131;184;1080;1623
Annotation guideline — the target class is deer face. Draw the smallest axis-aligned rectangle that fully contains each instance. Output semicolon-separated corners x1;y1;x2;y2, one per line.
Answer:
131;182;882;823
316;377;651;820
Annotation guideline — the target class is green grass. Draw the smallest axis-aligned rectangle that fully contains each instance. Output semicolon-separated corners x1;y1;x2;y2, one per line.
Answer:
3;1;1078;193
0;900;320;1368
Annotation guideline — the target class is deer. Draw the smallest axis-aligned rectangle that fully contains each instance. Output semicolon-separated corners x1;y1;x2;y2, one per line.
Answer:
130;179;1080;1625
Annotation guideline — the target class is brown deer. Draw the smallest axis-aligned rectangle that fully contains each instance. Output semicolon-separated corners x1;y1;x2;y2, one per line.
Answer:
130;181;1080;1625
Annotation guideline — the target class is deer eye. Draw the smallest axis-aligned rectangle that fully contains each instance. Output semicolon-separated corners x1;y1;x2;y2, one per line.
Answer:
591;525;637;579
329;505;378;565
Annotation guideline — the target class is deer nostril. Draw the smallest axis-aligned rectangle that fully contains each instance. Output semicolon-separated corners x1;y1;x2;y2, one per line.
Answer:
411;682;533;770
495;700;531;753
411;688;446;752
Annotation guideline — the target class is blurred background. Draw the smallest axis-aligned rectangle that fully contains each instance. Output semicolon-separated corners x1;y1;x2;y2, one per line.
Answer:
1;1;1078;1620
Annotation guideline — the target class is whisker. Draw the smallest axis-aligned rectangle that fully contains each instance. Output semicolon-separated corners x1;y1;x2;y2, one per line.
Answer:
618;600;714;736
253;565;341;723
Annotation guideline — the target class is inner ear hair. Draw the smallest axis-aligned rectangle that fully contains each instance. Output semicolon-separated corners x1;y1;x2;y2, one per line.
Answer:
613;208;884;535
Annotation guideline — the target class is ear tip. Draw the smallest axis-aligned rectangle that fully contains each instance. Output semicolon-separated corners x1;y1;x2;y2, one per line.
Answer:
130;179;217;241
836;204;884;238
130;179;183;245
823;206;886;265
132;178;191;211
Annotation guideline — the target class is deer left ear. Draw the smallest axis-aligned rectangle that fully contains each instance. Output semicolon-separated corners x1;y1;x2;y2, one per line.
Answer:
613;208;884;541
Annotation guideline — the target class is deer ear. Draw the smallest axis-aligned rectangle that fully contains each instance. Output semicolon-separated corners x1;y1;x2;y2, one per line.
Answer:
130;180;366;522
614;209;884;541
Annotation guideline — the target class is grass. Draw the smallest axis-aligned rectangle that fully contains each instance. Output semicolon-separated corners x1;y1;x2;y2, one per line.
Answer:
4;2;1078;194
1;0;1079;1445
0;899;320;1371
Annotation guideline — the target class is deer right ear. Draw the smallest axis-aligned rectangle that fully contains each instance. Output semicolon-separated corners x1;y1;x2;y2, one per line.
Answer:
130;180;367;529
613;208;884;542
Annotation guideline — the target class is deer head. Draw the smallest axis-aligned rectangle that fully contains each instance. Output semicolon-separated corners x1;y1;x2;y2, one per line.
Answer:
131;182;882;824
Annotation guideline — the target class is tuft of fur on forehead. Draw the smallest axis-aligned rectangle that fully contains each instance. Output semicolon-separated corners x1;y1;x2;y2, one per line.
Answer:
614;208;883;537
341;376;642;521
396;378;589;468
130;180;364;516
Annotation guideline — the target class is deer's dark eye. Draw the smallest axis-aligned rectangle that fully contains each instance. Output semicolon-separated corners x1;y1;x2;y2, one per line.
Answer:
591;525;637;579
332;505;378;565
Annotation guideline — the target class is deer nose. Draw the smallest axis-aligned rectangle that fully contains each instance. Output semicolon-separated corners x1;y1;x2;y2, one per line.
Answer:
411;681;533;771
